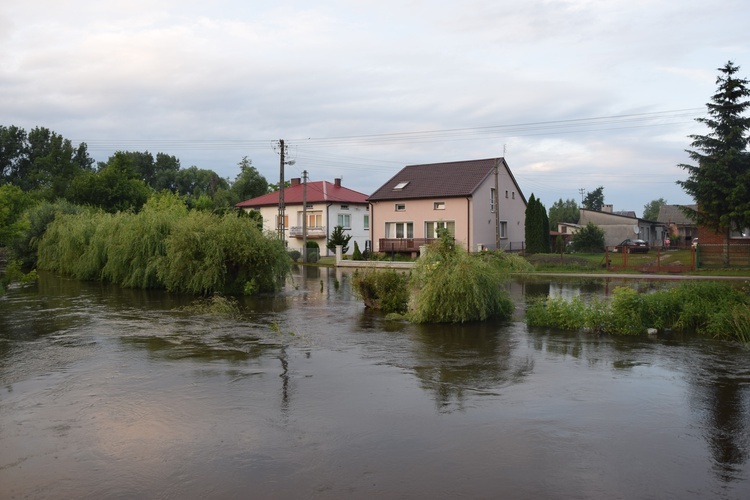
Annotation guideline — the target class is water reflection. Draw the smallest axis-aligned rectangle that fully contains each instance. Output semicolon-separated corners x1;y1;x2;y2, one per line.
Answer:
410;321;533;412
2;270;750;498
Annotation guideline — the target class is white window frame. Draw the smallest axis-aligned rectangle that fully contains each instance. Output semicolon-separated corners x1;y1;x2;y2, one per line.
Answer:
364;214;369;231
337;213;351;229
386;221;414;239
434;201;446;210
500;221;508;239
395;203;406;212
490;188;496;213
425;220;455;238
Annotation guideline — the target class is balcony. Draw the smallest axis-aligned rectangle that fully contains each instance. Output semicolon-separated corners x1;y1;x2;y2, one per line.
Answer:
378;238;437;253
289;226;327;239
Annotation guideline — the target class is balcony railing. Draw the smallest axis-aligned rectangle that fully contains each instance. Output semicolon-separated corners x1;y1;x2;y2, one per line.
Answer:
289;226;326;239
378;238;437;252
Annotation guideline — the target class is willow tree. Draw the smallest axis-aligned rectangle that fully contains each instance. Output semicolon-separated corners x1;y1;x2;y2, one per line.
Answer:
677;61;750;237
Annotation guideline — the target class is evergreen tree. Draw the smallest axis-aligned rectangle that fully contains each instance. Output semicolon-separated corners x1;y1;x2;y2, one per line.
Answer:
677;61;750;236
583;186;605;211
525;194;548;253
327;225;352;254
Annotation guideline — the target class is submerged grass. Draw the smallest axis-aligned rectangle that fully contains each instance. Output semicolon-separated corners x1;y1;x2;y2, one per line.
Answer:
527;280;750;342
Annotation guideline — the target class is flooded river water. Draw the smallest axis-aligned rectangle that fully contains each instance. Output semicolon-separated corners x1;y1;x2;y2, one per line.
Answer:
2;268;750;499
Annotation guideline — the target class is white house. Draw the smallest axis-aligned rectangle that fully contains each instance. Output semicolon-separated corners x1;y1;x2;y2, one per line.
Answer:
236;178;369;256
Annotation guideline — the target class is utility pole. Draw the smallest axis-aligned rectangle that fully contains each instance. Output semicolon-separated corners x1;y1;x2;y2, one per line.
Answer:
579;188;586;205
302;170;308;263
278;139;286;241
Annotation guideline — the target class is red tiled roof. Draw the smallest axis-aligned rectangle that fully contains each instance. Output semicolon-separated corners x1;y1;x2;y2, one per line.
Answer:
236;180;368;208
367;158;500;201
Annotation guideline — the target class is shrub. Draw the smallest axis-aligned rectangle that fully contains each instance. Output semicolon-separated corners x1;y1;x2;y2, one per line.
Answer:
352;269;409;314
410;232;513;323
572;222;605;253
288;250;301;262
352;241;364;260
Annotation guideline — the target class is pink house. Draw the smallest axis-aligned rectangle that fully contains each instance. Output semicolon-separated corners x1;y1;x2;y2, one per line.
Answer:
367;158;527;254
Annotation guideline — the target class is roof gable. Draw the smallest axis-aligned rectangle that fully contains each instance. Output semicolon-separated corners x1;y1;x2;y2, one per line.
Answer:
657;204;698;225
368;158;514;201
236;180;368;208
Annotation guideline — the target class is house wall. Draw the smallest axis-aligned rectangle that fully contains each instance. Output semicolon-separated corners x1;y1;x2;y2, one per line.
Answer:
471;174;525;251
243;203;368;256
579;210;661;247
370;198;470;252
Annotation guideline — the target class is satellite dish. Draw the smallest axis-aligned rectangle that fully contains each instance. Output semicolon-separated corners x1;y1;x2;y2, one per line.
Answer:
633;225;640;235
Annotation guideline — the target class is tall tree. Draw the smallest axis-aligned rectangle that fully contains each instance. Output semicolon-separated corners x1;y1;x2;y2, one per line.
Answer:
68;151;150;212
642;198;668;221
677;61;750;236
548;198;580;229
583;186;605;211
231;156;268;202
525;194;548;253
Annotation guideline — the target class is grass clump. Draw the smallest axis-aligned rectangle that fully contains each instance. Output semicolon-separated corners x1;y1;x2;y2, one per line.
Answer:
179;295;241;317
527;281;750;341
352;269;409;314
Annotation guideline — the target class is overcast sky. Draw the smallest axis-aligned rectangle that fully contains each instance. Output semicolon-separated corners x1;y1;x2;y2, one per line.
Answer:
3;0;749;216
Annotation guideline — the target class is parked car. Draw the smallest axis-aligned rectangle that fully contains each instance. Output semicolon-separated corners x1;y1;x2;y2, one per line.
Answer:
613;239;649;253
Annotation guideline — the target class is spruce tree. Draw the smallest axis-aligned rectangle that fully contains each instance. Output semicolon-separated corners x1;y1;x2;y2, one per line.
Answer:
677;61;750;236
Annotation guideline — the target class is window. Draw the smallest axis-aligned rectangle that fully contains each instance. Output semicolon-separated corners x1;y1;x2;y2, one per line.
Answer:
305;203;313;209
393;181;410;190
512;192;515;199
505;190;509;199
364;214;369;231
386;222;413;239
500;221;508;239
395;203;406;211
434;201;445;210
425;220;455;238
277;215;289;229
307;213;322;227
490;188;496;213
337;213;351;229
340;204;349;210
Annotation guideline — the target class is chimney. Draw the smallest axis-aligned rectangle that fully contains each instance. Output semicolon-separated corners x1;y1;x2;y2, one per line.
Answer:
291;178;300;186
334;178;341;187
602;204;613;213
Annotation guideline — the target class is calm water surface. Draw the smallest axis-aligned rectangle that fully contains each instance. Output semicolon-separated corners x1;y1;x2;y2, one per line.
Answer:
1;269;750;499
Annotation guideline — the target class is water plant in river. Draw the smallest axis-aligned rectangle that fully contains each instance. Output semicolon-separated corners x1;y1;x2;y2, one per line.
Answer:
353;231;515;323
527;281;750;341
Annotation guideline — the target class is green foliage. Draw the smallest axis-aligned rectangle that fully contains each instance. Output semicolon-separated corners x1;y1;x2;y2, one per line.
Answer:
352;269;409;314
677;61;750;235
526;281;750;341
327;225;352;253
68;152;151;212
410;232;513;323
642;198;667;221
0;184;35;247
583;186;605;211
548;198;580;229
37;198;289;295
10;198;84;267
288;250;301;262
1;259;38;289
305;241;320;263
525;195;550;253
231;157;268;202
571;222;605;253
0;126;94;198
352;240;364;260
179;295;241;318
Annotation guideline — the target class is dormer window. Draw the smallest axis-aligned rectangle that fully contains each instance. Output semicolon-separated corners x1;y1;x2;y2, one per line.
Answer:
393;181;410;190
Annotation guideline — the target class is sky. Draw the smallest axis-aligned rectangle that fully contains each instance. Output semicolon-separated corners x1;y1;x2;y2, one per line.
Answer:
2;0;749;217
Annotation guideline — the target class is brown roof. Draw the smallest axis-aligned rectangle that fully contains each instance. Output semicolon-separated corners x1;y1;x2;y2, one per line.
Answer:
236;180;368;208
368;157;514;201
657;204;698;225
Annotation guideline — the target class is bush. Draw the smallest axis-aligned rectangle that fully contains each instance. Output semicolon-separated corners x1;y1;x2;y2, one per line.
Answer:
572;222;605;253
410;232;513;323
288;250;301;262
352;241;364;260
305;241;320;263
352;269;409;314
